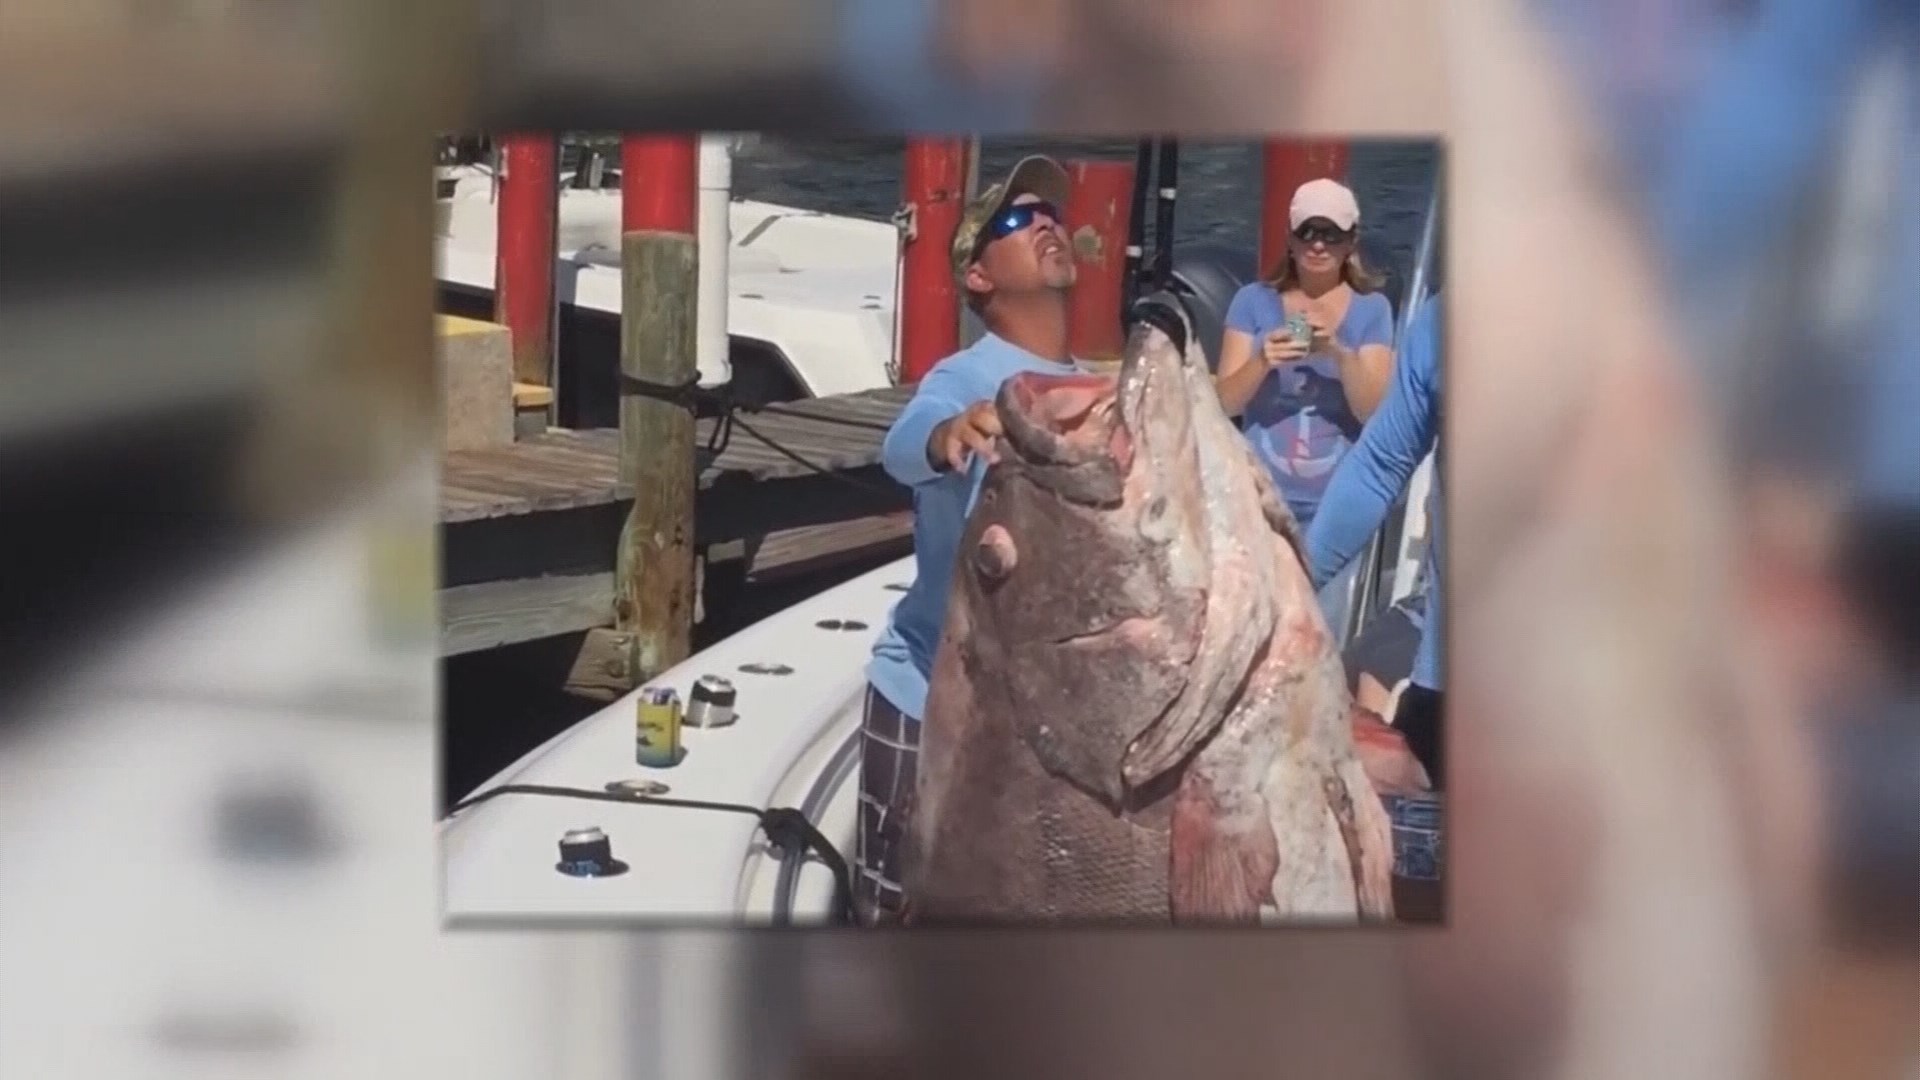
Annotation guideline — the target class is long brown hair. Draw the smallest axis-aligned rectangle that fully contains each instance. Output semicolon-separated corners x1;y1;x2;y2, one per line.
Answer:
1264;237;1387;294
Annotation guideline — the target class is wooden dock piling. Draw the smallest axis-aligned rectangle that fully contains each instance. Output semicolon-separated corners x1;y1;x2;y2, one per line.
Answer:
615;229;700;685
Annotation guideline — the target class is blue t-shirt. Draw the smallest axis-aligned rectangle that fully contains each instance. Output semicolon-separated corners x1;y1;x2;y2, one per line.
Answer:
1223;284;1396;527
1305;295;1444;691
867;334;1085;721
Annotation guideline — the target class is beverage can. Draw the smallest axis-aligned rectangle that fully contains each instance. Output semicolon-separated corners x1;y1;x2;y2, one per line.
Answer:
686;675;738;728
636;687;683;768
1286;312;1313;347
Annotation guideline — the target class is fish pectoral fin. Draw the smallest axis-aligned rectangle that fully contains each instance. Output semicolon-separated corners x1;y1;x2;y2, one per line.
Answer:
1169;770;1277;923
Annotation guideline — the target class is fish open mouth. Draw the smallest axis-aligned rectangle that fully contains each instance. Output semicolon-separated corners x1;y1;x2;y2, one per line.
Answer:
998;371;1133;471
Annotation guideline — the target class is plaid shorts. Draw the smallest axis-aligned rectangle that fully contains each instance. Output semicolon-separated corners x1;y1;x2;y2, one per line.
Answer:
854;684;919;926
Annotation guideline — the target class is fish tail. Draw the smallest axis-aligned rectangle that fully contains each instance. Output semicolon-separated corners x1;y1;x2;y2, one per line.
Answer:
1169;769;1278;923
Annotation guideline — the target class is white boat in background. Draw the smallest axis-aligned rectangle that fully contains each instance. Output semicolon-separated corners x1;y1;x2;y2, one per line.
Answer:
434;144;904;406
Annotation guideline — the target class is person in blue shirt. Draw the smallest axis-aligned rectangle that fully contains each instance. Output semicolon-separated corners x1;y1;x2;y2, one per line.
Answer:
857;154;1083;924
1213;177;1397;530
1306;294;1445;787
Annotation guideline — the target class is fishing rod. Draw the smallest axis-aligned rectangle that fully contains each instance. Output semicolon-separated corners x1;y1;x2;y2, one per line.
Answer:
1122;138;1183;335
1151;138;1180;291
1123;139;1154;317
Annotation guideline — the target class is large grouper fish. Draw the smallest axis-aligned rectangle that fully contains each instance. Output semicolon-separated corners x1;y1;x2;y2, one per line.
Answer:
903;302;1409;925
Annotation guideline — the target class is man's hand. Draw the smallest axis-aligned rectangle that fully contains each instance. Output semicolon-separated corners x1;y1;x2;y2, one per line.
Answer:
928;401;1003;473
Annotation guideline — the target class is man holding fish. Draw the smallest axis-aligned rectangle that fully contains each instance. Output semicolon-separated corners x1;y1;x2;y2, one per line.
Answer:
858;154;1085;925
864;154;1428;925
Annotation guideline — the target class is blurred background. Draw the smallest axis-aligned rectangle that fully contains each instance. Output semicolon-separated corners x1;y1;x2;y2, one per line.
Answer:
0;0;1912;1078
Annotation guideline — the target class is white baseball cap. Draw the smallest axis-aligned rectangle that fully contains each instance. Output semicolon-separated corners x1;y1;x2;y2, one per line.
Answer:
1289;178;1361;232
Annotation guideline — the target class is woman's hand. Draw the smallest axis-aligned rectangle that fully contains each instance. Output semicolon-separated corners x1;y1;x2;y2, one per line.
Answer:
1303;309;1340;355
1261;328;1310;367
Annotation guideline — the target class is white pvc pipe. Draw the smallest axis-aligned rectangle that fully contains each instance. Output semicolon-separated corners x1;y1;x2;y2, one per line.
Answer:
696;134;734;387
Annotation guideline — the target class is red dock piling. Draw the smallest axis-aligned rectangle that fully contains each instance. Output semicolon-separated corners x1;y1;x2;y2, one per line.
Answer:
1063;159;1134;364
622;135;699;235
898;138;969;383
495;133;559;387
1259;140;1352;275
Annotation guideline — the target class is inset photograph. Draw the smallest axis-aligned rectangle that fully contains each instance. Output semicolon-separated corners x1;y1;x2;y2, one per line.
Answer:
437;134;1445;927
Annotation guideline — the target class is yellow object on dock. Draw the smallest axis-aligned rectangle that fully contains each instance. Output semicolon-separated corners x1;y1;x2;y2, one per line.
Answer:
437;315;513;452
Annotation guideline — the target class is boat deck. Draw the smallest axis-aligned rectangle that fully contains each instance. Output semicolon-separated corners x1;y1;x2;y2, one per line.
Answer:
439;384;916;657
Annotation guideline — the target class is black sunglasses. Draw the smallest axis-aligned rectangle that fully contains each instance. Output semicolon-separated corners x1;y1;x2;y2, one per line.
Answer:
978;199;1063;255
1292;221;1355;246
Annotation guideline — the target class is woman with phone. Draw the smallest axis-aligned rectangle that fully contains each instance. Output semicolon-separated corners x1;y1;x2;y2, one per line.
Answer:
1213;178;1396;529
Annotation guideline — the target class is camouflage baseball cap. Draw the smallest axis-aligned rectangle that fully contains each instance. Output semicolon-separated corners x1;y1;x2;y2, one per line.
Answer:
949;154;1073;282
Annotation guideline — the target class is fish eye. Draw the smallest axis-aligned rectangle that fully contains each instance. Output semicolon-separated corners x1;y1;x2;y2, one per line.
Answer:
972;525;1018;580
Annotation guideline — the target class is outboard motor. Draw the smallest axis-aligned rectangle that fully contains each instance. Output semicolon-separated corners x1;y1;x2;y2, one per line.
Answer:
1128;241;1260;373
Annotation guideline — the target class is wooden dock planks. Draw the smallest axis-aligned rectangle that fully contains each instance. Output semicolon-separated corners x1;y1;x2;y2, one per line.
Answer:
440;383;914;523
747;512;914;584
438;382;919;658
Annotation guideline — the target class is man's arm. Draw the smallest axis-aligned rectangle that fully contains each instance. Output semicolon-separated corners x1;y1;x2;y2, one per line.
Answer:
880;362;979;488
1305;304;1441;591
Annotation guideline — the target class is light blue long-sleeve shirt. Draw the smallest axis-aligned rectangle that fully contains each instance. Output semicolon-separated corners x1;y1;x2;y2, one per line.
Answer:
867;334;1083;721
1304;297;1444;691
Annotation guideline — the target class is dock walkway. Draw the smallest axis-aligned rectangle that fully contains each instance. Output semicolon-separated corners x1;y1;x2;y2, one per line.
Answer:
440;383;916;656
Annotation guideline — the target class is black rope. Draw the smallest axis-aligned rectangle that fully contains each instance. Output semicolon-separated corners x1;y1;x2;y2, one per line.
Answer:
616;372;901;494
445;782;856;925
617;371;740;458
726;413;904;497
